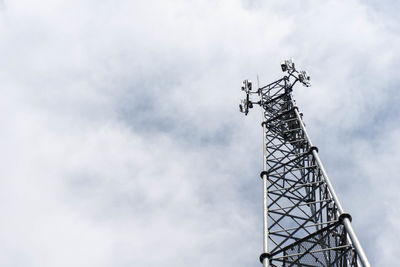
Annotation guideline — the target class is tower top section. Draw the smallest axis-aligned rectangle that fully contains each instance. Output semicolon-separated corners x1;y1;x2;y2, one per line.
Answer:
239;59;310;116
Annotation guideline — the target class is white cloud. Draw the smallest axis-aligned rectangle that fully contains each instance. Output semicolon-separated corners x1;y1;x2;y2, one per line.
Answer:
0;0;398;266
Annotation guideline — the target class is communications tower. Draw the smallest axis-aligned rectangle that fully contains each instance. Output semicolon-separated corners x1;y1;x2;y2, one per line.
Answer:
239;60;370;267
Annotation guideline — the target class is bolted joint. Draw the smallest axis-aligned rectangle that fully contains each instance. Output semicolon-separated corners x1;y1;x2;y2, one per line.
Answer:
339;213;352;223
260;171;268;179
259;253;271;264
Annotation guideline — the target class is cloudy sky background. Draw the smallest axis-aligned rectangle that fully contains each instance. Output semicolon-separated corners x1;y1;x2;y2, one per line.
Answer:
0;0;399;266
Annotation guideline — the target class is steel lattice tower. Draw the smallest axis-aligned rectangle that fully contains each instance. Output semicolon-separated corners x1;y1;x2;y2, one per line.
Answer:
239;60;370;267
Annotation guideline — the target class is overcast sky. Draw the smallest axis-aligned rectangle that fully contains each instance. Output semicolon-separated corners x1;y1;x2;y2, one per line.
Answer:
0;0;399;266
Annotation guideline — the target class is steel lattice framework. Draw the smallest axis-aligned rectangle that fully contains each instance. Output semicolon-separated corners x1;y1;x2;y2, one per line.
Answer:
239;60;370;267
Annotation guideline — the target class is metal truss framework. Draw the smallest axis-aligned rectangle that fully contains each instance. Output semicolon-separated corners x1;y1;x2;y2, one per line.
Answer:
240;61;370;267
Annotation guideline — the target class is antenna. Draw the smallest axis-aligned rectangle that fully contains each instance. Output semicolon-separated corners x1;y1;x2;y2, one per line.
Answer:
239;60;370;267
